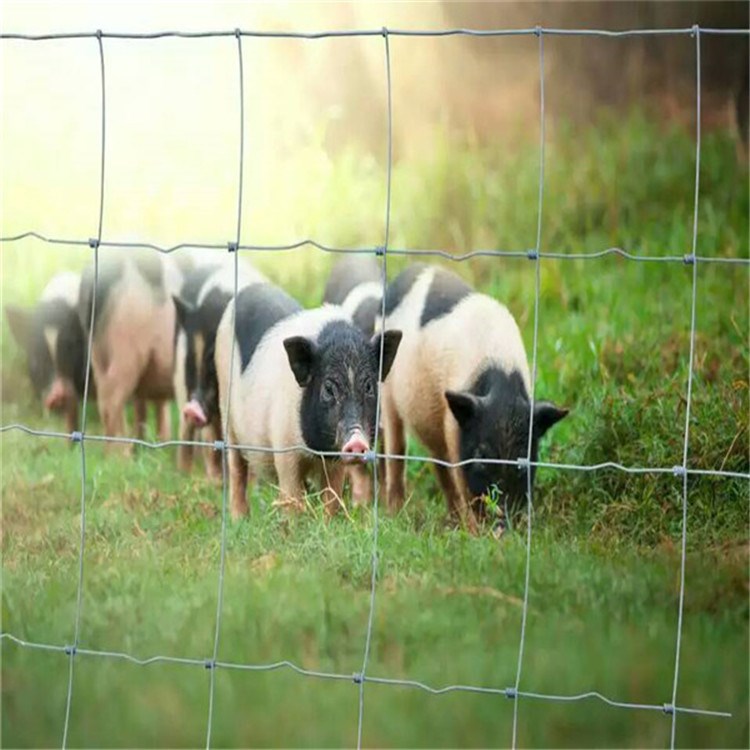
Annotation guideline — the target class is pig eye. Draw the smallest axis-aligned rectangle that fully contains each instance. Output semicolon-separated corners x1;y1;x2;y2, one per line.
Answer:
364;380;375;397
322;379;337;402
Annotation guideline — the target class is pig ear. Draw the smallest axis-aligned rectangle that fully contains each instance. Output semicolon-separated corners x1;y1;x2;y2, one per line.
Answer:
445;390;480;427
371;329;402;381
283;336;317;387
5;305;32;349
172;295;194;327
533;401;569;439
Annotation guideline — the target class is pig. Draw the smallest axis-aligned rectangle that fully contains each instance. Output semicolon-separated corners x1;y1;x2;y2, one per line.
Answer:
78;250;181;448
323;256;383;336
215;283;402;519
381;263;567;532
172;259;267;475
5;272;89;433
323;256;386;504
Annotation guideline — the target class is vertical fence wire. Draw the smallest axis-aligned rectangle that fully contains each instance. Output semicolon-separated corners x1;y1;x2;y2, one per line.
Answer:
60;29;106;749
204;28;246;749
669;24;702;750
356;26;393;750
511;26;545;750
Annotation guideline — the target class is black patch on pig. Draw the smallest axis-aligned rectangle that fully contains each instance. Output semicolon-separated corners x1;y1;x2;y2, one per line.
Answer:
173;264;220;345
51;301;88;397
9;299;87;399
291;320;400;454
134;252;165;302
235;284;302;373
190;287;235;420
323;256;381;305
446;366;567;517
183;265;219;307
419;269;473;327
351;294;382;337
383;263;429;316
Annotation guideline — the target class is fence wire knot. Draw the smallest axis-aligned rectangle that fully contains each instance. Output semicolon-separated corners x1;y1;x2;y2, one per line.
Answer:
213;440;225;452
352;672;364;684
64;645;77;656
505;687;518;699
363;450;377;464
516;457;530;470
527;249;539;260
204;659;215;670
534;25;542;37
663;703;675;715
234;28;241;39
683;254;695;265
70;431;83;444
227;241;238;253
88;237;99;249
672;465;687;477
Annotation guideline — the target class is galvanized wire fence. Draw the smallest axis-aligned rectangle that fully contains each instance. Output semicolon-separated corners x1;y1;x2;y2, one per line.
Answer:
1;24;749;750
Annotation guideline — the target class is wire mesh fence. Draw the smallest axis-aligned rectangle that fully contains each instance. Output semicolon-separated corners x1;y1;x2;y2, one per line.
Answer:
1;23;748;750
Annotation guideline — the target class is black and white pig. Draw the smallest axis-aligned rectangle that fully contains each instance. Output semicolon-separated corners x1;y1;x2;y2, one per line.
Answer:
5;272;89;433
381;263;567;531
215;283;402;519
172;259;267;475
78;250;182;448
323;256;385;503
323;256;383;337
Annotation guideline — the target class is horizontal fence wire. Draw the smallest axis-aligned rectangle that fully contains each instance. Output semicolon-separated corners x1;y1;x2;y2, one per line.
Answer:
1;26;750;40
2;232;749;265
1;424;748;480
1;21;748;750
0;633;734;719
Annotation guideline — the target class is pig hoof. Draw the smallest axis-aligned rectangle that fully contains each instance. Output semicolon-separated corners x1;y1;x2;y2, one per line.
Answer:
230;498;249;520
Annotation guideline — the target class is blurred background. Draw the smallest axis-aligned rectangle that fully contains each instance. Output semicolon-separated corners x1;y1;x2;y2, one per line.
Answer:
1;1;748;252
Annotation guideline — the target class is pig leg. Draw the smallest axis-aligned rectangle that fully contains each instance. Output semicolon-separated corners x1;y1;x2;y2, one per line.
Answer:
274;453;306;513
156;399;171;442
203;419;223;481
92;345;146;453
65;400;79;436
441;414;478;534
348;464;373;506
382;395;406;512
95;375;135;454
433;464;478;535
228;445;249;520
134;398;147;441
177;414;195;471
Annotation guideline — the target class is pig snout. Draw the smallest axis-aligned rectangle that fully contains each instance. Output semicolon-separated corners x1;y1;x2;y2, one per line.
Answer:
44;379;73;412
183;399;208;428
341;430;370;462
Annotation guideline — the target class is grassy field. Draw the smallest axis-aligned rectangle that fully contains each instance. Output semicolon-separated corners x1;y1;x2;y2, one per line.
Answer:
1;114;749;748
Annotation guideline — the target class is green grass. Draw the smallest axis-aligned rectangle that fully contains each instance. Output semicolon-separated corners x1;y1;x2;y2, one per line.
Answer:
2;113;748;748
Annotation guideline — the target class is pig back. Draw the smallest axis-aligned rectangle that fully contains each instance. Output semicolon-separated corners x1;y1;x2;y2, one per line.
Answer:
323;256;381;306
78;251;178;397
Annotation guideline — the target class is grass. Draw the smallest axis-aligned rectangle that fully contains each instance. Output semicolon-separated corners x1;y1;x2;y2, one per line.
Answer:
1;112;749;748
